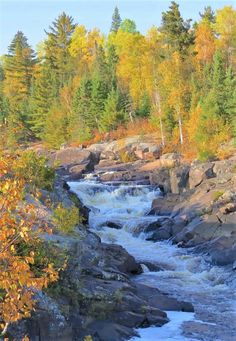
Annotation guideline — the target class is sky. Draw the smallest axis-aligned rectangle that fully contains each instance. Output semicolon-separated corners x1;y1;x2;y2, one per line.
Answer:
0;0;235;55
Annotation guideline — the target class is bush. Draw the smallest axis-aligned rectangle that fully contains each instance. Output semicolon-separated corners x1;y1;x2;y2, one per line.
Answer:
52;204;83;234
14;150;55;191
212;190;224;202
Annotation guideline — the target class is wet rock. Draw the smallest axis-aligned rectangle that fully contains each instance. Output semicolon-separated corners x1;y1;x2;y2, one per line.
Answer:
207;236;236;265
136;284;194;312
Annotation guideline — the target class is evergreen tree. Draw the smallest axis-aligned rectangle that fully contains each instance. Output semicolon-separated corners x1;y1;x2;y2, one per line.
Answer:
160;1;193;55
107;44;119;89
45;12;76;86
110;7;122;33
199;6;215;23
99;88;126;132
71;78;93;141
3;31;35;145
4;31;35;101
29;64;58;138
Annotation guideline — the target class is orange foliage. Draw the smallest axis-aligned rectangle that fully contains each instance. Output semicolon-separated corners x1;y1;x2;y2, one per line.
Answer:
194;21;216;66
0;153;58;334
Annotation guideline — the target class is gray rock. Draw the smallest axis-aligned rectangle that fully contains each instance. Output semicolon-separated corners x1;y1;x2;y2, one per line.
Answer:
170;165;190;194
189;162;215;189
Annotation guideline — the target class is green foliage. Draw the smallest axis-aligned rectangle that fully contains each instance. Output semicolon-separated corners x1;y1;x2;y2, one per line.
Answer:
52;204;83;234
120;19;137;33
44;12;76;86
99;88;126;132
110;6;122;33
160;1;193;55
16;239;67;278
212;190;225;202
14;150;55;191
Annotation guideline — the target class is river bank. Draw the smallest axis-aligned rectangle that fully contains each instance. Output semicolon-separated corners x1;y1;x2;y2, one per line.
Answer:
9;137;236;340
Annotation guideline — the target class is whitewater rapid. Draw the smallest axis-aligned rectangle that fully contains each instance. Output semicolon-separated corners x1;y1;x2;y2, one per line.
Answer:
68;179;236;341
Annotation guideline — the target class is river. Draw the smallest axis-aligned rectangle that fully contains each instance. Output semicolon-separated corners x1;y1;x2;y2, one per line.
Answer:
68;177;236;341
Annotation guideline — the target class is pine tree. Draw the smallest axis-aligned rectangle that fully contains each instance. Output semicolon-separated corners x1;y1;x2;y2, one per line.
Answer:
110;7;122;33
45;12;76;86
160;1;193;55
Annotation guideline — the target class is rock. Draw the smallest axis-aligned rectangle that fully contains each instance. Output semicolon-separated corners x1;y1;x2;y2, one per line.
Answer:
207;236;236;265
233;260;236;270
149;195;179;216
52;148;92;166
189;162;215;189
170;165;190;194
136;284;194;312
105;221;123;229
160;153;181;164
149;168;171;193
213;159;235;178
67;163;90;180
139;159;176;172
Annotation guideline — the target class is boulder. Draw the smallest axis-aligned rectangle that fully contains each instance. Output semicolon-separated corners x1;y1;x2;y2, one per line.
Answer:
170;165;190;194
52;148;92;167
207;236;236;265
149;168;171;193
189;162;215;189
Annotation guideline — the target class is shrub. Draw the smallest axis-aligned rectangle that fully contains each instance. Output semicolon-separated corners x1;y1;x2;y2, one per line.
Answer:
212;190;224;202
14;150;55;191
52;204;83;234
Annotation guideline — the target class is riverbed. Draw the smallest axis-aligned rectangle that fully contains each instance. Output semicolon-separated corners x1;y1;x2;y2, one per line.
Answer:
68;178;236;341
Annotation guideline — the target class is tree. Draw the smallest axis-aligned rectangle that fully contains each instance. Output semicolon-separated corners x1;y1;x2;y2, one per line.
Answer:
120;19;137;33
69;25;104;77
214;6;236;66
71;78;93;141
199;6;215;23
158;52;190;144
110;6;122;33
29;63;58;138
160;1;193;56
99;88;125;132
45;12;76;86
4;31;35;101
194;21;216;66
0;153;58;335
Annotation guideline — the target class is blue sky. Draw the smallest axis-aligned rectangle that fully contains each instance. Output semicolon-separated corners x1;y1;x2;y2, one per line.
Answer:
0;0;234;55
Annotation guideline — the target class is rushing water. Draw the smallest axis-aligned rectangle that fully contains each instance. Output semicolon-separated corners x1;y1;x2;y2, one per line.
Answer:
68;178;236;341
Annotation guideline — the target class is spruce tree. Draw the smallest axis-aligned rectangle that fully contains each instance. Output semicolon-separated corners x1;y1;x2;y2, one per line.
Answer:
110;7;122;33
160;1;193;55
45;12;76;86
29;64;58;138
199;6;215;23
99;88;125;132
71;78;93;141
3;31;35;145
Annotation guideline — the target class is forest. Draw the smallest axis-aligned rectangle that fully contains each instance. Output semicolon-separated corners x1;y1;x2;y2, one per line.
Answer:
0;2;236;160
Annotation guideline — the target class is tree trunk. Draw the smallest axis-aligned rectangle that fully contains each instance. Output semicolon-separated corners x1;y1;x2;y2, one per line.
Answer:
154;91;165;146
177;106;184;145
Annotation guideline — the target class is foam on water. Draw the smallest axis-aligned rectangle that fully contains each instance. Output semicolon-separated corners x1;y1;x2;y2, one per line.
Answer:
131;311;196;341
68;179;236;341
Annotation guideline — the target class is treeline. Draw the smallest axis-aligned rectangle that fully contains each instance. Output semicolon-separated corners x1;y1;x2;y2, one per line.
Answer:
0;2;236;159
